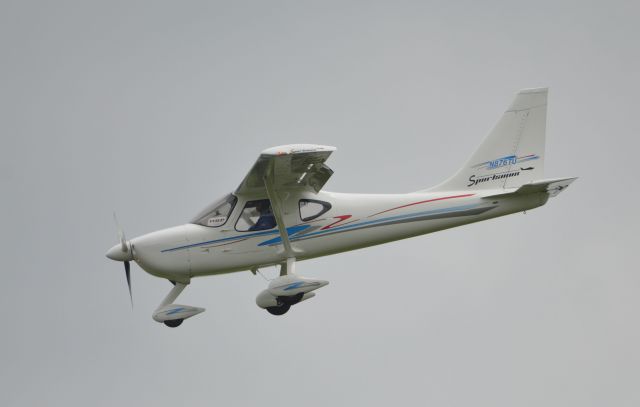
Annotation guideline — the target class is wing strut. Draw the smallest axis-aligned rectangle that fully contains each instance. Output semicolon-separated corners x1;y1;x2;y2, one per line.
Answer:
263;163;295;263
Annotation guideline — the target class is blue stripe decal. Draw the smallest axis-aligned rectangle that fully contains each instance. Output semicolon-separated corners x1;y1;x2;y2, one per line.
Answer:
256;225;311;246
283;281;306;291
161;229;279;252
166;307;185;315
259;203;482;246
162;203;482;252
161;225;311;253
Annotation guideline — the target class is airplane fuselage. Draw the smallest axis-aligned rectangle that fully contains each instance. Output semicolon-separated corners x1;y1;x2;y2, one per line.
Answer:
129;189;549;283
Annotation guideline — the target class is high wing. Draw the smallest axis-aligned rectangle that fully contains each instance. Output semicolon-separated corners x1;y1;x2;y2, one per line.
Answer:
235;144;336;196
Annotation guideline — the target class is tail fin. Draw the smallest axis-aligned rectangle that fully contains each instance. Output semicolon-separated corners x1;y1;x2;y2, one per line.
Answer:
430;88;548;192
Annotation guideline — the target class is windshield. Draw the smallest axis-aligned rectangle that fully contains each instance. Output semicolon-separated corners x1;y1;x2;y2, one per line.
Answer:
191;194;238;227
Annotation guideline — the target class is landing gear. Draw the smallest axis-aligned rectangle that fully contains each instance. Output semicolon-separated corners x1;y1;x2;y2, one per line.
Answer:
152;281;205;328
164;318;184;328
255;259;329;315
266;304;290;316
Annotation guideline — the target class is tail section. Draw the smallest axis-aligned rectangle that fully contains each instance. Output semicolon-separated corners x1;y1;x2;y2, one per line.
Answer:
430;88;548;192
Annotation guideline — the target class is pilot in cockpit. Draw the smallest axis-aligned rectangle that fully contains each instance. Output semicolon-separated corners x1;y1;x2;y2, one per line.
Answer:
249;200;276;231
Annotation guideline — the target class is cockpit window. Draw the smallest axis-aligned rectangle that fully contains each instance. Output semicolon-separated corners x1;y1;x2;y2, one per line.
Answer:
235;199;277;232
191;194;237;227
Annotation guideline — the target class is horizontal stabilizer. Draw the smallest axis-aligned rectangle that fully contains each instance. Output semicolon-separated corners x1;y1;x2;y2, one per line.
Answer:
483;177;578;199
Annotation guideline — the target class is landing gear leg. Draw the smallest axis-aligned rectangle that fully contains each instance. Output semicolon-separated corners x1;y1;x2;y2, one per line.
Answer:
280;257;296;276
159;281;187;307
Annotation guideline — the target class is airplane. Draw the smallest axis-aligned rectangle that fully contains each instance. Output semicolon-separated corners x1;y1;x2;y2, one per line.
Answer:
106;88;577;327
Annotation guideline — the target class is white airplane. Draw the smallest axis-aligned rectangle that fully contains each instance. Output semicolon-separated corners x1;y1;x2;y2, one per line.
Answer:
107;88;576;327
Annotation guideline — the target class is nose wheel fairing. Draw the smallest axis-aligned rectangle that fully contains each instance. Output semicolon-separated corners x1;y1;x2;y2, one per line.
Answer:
152;282;205;328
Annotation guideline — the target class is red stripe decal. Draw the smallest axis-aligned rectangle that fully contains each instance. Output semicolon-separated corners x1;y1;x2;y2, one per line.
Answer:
321;215;353;230
368;193;475;218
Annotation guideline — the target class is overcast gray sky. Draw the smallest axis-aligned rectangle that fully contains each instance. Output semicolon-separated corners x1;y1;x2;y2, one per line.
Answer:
2;1;639;406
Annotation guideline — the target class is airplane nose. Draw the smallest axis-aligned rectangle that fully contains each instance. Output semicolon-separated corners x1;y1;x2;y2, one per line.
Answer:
106;244;129;261
125;226;192;275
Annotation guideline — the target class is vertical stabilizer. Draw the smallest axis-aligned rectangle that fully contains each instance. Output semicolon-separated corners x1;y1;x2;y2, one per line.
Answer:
430;88;548;191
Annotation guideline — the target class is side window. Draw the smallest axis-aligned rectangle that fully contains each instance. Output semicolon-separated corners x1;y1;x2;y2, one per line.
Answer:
191;194;237;227
299;199;331;221
235;199;277;232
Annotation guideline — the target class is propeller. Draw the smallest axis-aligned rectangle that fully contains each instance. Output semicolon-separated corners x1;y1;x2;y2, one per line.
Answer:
114;212;129;254
124;259;133;307
110;213;134;308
